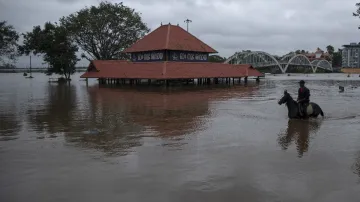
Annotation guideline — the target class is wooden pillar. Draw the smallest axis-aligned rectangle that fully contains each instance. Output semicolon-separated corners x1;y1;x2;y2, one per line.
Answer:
238;77;241;84
256;76;260;83
232;78;235;85
148;79;151;85
244;76;248;84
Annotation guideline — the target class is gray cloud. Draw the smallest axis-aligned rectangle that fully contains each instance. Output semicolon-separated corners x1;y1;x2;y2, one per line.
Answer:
0;0;359;67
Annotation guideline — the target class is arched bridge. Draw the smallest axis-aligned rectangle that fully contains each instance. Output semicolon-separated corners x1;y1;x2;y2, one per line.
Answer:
224;51;333;73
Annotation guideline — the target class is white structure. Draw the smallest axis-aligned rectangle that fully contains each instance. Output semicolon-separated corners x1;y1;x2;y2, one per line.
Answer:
224;51;332;73
342;43;360;68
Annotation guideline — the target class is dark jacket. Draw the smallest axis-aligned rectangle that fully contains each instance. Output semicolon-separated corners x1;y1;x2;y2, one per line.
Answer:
298;86;310;103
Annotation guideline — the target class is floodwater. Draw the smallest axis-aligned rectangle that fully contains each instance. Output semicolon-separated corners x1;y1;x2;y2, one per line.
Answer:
1;73;360;202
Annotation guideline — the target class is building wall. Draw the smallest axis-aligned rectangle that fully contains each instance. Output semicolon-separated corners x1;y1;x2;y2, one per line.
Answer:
342;43;360;68
130;50;209;62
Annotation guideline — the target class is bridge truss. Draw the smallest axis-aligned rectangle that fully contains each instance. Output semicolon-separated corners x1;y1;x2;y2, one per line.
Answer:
224;51;333;73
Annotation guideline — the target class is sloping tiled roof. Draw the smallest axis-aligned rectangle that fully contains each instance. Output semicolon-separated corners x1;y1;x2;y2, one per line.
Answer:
123;24;218;53
80;60;263;79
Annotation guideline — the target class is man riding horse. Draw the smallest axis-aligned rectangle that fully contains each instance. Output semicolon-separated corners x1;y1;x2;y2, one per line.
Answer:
297;80;310;117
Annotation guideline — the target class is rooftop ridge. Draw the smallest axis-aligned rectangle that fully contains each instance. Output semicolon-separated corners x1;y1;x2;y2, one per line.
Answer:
123;24;217;53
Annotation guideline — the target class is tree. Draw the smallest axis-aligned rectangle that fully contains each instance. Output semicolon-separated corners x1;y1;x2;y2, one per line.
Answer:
0;21;19;66
326;45;334;55
332;49;342;67
353;3;360;29
208;55;226;63
19;22;79;80
60;1;150;61
295;50;301;54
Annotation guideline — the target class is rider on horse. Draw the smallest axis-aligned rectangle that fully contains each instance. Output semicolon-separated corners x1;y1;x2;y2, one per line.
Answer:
297;80;310;116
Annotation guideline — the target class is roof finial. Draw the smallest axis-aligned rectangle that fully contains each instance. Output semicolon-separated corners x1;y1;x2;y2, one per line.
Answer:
161;22;162;26
177;23;179;26
168;22;171;25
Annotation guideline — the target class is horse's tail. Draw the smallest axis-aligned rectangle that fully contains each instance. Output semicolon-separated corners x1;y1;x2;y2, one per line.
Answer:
319;107;324;117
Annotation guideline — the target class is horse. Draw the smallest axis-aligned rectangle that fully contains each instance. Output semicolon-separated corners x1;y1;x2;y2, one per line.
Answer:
278;90;324;119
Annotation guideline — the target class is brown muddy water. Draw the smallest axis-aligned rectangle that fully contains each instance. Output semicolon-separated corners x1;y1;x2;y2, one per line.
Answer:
1;73;360;202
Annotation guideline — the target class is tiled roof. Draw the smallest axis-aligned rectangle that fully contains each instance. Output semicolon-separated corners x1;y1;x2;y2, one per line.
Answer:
80;60;263;79
123;24;217;53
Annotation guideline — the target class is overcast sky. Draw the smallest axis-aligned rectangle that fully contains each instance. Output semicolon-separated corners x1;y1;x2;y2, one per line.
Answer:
1;0;359;67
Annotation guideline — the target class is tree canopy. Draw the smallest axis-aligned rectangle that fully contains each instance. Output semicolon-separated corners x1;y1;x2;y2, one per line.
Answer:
19;22;79;80
60;1;150;61
208;55;226;63
0;21;19;67
326;45;334;55
354;3;360;29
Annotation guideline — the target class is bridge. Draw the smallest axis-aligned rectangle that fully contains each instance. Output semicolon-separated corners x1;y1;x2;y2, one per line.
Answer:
224;51;333;73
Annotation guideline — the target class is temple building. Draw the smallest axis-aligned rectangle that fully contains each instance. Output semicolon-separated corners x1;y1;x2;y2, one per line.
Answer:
305;48;331;62
80;23;263;85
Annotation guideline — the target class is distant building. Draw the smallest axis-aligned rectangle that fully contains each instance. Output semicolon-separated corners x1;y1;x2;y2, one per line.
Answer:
305;48;331;62
341;43;360;68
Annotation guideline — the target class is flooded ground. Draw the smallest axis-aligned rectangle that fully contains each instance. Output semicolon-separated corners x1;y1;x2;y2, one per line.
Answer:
1;73;360;202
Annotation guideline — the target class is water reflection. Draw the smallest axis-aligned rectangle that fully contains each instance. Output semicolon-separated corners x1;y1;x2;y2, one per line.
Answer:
27;83;78;135
352;151;360;178
0;111;21;141
277;119;322;157
78;85;260;154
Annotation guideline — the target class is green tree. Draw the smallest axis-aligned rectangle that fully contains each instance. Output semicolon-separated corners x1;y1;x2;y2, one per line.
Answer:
332;49;342;67
326;45;334;55
295;50;301;54
208;55;226;63
353;3;360;29
0;21;19;66
60;1;150;61
19;22;79;80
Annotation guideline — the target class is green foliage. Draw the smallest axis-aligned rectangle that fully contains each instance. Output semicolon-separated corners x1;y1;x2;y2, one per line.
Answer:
208;55;226;63
353;3;360;29
19;22;79;80
0;21;19;66
332;50;342;67
326;45;334;55
324;45;342;67
60;1;150;61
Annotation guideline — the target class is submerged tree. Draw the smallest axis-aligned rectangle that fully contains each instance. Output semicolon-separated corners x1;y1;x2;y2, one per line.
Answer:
19;22;79;80
60;1;150;61
353;3;360;29
0;21;19;66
